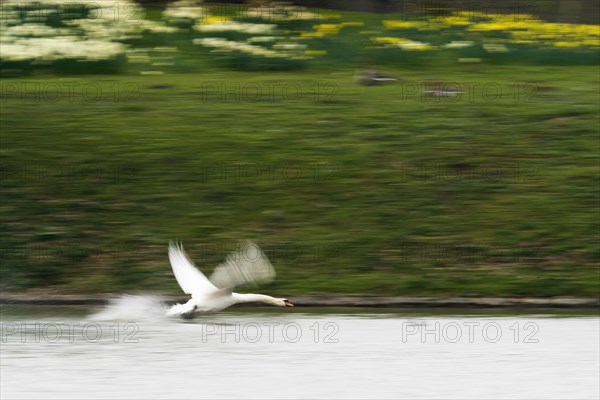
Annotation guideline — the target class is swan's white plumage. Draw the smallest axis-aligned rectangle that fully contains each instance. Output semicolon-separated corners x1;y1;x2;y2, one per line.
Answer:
168;242;216;297
166;241;288;318
209;242;275;289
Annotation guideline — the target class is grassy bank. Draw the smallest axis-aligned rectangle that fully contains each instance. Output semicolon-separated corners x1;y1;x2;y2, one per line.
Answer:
1;66;599;297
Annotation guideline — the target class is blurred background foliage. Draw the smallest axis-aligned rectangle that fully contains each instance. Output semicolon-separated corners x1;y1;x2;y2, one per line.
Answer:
1;0;599;74
0;1;598;297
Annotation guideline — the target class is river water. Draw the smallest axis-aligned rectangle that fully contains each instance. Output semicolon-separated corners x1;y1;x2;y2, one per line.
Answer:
1;296;598;399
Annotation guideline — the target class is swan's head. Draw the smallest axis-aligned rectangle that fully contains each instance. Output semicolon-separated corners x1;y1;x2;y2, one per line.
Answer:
281;298;294;307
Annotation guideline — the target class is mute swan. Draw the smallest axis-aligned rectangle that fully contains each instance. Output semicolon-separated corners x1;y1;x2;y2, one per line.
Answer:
166;241;293;318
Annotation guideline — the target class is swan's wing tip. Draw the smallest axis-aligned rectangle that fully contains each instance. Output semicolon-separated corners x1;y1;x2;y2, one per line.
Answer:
209;242;275;289
167;241;216;296
169;241;187;257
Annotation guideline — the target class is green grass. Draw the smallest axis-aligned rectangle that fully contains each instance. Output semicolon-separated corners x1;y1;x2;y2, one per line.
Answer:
1;65;599;297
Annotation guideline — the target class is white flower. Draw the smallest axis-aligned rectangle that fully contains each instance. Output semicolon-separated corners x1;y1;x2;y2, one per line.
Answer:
127;54;150;63
443;41;475;49
243;6;321;21
194;37;293;58
396;40;431;50
164;0;207;22
194;22;275;34
247;36;278;43
1;36;127;61
483;43;509;52
154;47;178;52
4;24;70;37
273;42;307;50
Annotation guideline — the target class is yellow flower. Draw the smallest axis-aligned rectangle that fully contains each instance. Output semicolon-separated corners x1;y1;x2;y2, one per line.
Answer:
383;20;422;29
554;41;580;47
304;50;327;56
372;37;408;44
581;38;600;46
300;23;346;37
439;16;471;26
341;21;365;27
510;31;533;37
510;39;537;45
372;37;433;50
201;16;232;24
469;21;530;31
314;23;342;34
403;43;434;51
300;31;323;38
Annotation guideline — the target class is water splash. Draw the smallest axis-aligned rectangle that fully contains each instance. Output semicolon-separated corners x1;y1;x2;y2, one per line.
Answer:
91;294;168;321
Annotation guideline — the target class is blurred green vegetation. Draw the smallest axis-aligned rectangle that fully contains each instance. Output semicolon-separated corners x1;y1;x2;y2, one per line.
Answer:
2;3;599;76
1;65;598;297
1;3;599;297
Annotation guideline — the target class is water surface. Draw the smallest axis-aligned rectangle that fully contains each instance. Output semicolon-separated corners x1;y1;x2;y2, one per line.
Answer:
1;297;598;399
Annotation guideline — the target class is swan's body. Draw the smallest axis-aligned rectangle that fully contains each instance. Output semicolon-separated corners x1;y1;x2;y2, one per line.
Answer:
166;242;293;318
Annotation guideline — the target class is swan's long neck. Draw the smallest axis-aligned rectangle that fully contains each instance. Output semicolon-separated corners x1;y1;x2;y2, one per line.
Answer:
232;293;280;306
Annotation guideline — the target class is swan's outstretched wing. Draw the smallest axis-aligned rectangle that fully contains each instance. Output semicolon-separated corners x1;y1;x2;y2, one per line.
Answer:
209;242;275;290
168;242;217;297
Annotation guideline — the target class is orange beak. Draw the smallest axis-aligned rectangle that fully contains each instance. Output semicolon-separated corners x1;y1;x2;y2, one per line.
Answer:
284;300;294;307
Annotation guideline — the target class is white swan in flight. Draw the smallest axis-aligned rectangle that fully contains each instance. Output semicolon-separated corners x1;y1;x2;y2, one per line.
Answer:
166;241;293;318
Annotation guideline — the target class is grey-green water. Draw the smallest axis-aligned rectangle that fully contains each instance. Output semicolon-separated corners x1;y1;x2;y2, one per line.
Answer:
1;297;598;399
